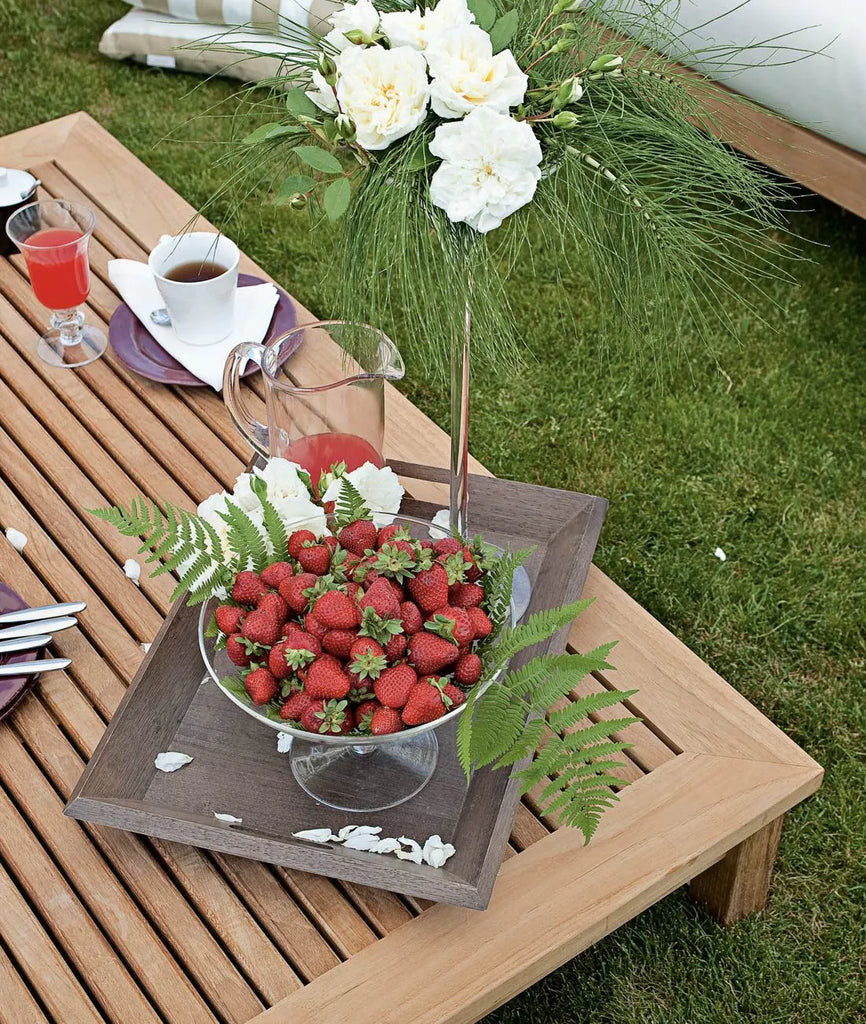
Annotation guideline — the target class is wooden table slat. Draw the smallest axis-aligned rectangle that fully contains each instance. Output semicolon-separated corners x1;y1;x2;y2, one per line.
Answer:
0;941;52;1024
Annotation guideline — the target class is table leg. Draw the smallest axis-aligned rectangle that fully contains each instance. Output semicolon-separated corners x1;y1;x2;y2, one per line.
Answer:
689;815;785;925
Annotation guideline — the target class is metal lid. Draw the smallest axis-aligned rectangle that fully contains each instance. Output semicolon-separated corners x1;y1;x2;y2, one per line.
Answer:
0;167;38;206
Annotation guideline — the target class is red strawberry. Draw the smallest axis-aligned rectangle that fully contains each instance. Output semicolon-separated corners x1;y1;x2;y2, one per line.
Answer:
215;604;244;635
433;537;463;557
280;691;315;721
226;634;252;667
269;635;318;679
260;561;295;588
374;663;418;708
426;606;473;646
244;666;278;705
349;637;384;661
449;582;485;608
454;652;482;686
384;633;408;661
241;608;282;647
287;529;316;559
305;657;351;699
313;590;359;630
442;681;467;707
298;543;330;576
345;581;363;602
304;613;329;640
407;632;459;674
467;606;492;639
325;535;339;553
257;591;289;621
401;678;449;726
371;706;404;735
279;572;317;613
349;637;387;681
338;518;378;556
360;577;401;619
322;629;358;659
376;524;405;548
399;600;424;635
354;699;380;732
407;563;449;612
301;698;354;735
232;570;267;606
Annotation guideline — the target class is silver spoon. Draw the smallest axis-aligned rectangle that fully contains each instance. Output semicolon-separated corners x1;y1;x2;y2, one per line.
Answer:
0;600;86;625
0;658;71;677
0;616;78;641
150;308;172;327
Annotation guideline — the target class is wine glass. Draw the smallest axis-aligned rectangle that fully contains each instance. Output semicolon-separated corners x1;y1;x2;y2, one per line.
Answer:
5;200;107;368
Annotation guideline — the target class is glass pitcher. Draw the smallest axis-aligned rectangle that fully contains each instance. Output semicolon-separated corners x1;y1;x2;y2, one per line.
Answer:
223;321;405;483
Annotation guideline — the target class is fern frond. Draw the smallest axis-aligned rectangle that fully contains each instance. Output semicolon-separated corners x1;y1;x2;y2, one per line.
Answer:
251;474;288;556
495;599;595;661
333;475;370;528
220;503;269;571
547;686;637;731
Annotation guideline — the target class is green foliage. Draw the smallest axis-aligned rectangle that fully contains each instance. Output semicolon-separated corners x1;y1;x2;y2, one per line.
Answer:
332;474;370;527
293;144;342;174
324;176;351;221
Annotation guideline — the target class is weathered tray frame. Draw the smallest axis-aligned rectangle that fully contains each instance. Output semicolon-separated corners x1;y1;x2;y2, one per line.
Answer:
66;465;607;909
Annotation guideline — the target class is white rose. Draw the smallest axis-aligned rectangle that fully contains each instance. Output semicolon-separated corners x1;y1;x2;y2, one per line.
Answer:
230;472;261;512
325;0;380;51
426;25;527;119
254;458;313;502
429;107;542;233
270;494;329;537
321;462;405;526
197;491;267;562
336;45;429;151
306;68;338;113
381;0;475;51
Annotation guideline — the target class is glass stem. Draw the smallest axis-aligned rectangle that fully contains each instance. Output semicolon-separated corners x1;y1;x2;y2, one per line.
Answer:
449;289;471;536
50;307;85;347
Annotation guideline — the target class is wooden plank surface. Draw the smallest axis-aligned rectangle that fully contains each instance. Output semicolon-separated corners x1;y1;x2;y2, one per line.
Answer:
0;113;822;1024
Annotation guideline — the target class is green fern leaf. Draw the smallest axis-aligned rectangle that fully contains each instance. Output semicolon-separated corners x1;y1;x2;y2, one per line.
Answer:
251;474;288;556
333;474;370;527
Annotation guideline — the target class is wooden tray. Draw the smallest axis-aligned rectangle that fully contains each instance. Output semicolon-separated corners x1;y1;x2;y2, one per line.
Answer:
66;467;606;909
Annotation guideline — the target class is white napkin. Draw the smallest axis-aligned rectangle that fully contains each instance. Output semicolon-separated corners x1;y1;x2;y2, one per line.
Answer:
108;258;279;391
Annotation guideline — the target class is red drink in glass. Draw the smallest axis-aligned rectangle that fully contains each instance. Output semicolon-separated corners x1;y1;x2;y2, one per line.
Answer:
282;432;384;485
22;228;90;309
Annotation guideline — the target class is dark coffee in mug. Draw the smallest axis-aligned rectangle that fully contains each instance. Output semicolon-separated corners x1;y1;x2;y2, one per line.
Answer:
164;260;228;283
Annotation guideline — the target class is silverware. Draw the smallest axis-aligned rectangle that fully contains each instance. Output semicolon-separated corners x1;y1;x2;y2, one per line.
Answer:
0;601;86;626
0;634;51;655
0;658;71;677
150;308;172;327
0;616;78;641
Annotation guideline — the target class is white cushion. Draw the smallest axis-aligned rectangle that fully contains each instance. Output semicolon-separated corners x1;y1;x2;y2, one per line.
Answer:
610;0;866;155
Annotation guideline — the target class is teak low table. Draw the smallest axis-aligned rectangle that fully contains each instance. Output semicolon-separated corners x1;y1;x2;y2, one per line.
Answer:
0;114;823;1024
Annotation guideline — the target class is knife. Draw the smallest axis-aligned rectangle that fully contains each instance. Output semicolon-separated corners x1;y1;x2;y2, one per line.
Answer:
0;658;72;677
0;616;78;641
0;634;52;655
0;601;86;626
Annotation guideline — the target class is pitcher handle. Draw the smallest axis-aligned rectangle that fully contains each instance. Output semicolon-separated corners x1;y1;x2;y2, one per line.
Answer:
223;343;270;458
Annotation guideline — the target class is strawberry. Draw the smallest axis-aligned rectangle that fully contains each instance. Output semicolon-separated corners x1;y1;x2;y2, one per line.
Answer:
215;604;244;635
442;681;467;707
241;608;282;647
257;591;288;621
345;581;363;602
449;581;485;608
401;678;449;726
407;563;449;612
349;638;387;681
338;518;377;556
304;613;329;640
354;699;380;732
399;600;424;635
260;561;295;588
226;634;252;667
324;535;339;554
467;606;492;639
280;690;315;721
377;524;409;548
374;663;417;708
244;666;278;705
269;636;318;679
301;698;354;735
305;657;351;699
426;606;473;646
313;590;359;630
372;542;416;583
298;543;330;576
407;632;459;675
322;629;358;659
287;529;316;559
384;633;408;661
371;706;404;735
454;652;482;686
232;570;267;606
360;577;401;619
349;637;384;662
278;572;317;613
433;537;463;557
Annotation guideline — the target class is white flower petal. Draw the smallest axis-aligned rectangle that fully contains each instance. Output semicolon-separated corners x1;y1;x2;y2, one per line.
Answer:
123;559;141;585
338;824;382;841
373;837;402;854
422;834;456;868
154;751;193;773
714;547;727;562
293;828;335;843
427;26;526;119
276;732;293;753
140;642;152;653
323;463;404;527
4;527;27;552
213;812;243;824
394;836;423;864
429;509;451;539
343;832;384;851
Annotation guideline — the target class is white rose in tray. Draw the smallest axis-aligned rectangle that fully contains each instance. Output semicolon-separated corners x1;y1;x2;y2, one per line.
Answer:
306;68;338;114
321;462;405;526
426;25;527;119
325;0;381;50
255;458;313;502
381;0;475;51
336;45;429;151
430;107;543;233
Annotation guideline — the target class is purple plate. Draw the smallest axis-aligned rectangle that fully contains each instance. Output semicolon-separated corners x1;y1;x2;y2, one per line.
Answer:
0;582;42;722
108;273;298;387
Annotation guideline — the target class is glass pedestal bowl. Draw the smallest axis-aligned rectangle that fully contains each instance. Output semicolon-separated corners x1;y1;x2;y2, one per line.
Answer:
198;514;511;814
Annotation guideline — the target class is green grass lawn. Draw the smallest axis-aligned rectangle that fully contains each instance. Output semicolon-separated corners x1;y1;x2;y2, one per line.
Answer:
2;3;863;1021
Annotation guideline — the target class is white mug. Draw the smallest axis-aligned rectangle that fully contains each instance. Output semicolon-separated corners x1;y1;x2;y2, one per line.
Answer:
148;232;239;346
